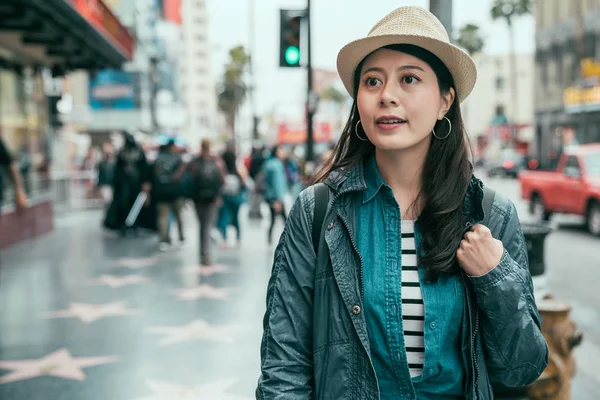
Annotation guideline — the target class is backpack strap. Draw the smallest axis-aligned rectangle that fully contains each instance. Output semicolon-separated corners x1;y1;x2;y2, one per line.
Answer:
312;183;331;256
482;186;496;227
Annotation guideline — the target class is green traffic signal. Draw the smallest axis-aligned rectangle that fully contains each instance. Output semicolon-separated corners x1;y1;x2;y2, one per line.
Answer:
285;46;300;65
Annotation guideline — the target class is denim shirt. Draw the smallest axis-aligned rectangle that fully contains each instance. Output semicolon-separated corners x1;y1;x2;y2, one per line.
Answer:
356;155;465;399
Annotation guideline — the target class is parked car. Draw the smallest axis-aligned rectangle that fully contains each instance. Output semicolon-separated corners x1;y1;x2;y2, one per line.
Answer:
486;149;527;178
519;143;600;236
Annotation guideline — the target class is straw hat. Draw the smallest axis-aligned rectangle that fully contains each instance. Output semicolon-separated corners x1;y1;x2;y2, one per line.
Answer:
336;6;477;102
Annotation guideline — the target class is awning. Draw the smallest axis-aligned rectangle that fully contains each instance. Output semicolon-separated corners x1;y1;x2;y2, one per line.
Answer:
0;0;134;70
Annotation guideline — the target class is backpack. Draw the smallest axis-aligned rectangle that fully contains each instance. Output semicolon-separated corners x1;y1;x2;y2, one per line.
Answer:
153;153;182;199
253;170;267;195
311;183;496;256
222;173;241;196
191;156;224;203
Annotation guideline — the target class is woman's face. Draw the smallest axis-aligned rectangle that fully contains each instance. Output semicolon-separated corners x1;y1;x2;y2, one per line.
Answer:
356;48;455;152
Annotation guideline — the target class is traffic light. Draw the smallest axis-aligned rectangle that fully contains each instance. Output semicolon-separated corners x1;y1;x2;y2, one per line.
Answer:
279;10;302;68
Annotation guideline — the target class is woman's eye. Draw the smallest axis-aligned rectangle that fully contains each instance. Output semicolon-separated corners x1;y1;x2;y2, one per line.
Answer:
402;75;419;84
365;77;381;87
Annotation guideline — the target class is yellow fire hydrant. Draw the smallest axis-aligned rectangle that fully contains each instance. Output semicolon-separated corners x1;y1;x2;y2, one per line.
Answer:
527;297;583;400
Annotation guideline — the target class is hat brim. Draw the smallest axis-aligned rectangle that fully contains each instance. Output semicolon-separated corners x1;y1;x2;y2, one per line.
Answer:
337;34;477;103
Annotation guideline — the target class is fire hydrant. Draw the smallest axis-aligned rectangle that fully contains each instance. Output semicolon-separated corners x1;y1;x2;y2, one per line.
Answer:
527;297;583;400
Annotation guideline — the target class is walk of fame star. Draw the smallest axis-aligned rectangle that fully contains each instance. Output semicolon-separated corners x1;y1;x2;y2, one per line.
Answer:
179;264;229;277
146;319;246;345
173;284;232;301
133;378;252;400
46;301;139;323
113;257;158;269
88;274;149;288
0;348;117;384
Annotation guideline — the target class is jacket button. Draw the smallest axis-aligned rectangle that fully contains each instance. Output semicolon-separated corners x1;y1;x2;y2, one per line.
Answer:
327;221;334;230
428;368;438;376
429;321;437;330
352;305;361;315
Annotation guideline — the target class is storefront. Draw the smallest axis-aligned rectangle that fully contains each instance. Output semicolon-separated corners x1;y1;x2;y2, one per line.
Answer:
0;0;134;249
535;58;600;168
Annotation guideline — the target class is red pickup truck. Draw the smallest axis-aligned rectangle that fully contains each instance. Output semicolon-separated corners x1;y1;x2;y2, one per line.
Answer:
519;144;600;236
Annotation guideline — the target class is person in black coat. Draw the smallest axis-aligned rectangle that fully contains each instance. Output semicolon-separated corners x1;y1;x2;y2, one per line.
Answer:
103;132;154;235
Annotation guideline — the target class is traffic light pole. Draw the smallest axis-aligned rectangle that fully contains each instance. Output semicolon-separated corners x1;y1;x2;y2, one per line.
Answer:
305;0;315;162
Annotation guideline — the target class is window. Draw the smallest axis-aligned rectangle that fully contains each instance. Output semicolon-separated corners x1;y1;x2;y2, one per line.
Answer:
495;77;505;90
555;48;563;86
564;155;581;177
584;34;597;59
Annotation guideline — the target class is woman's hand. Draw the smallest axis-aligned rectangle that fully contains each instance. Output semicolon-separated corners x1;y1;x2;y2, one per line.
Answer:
457;224;504;277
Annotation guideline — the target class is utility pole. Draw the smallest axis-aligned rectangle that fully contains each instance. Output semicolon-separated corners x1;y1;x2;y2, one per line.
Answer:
305;0;315;162
249;0;259;140
429;0;453;40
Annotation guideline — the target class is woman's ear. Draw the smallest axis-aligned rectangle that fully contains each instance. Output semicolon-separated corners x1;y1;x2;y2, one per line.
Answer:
438;87;456;120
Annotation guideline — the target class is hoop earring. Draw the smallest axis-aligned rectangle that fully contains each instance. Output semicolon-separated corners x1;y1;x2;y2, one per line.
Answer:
355;120;369;141
432;116;452;140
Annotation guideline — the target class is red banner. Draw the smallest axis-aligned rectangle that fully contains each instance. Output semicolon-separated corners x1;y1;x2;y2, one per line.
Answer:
69;0;134;60
164;0;182;25
277;122;332;145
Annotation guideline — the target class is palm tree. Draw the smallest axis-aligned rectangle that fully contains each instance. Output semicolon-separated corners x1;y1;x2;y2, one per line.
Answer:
491;0;532;126
217;46;250;140
455;24;484;127
319;86;348;134
455;23;485;57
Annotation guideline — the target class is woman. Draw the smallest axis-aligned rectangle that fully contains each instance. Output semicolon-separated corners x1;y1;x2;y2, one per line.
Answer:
262;144;289;244
217;149;248;247
256;6;547;400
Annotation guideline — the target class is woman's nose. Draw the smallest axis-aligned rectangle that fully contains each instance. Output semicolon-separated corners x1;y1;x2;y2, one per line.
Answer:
379;84;399;107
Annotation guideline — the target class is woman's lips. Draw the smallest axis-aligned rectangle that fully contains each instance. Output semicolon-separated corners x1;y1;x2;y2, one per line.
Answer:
376;121;406;131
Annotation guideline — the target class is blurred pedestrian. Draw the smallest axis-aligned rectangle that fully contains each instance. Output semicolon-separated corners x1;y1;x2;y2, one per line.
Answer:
104;131;151;236
153;139;186;251
96;141;115;206
0;135;27;216
262;144;288;244
188;139;224;266
248;145;266;219
257;6;547;399
217;148;248;247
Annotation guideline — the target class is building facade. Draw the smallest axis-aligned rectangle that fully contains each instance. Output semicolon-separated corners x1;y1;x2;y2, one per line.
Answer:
0;0;133;248
535;0;600;167
179;0;217;145
464;53;535;137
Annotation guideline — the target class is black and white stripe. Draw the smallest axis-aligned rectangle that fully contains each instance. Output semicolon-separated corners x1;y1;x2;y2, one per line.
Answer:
401;220;424;378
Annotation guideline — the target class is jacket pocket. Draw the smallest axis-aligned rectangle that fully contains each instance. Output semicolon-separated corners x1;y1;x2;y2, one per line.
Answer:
313;341;350;400
313;277;352;348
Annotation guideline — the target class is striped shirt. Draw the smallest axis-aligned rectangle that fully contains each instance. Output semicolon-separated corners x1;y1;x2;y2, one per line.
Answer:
401;220;424;378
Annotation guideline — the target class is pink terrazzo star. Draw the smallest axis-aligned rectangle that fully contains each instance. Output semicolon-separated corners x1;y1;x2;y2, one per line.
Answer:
179;264;229;277
133;378;252;400
146;319;245;346
113;257;159;269
173;285;232;301
0;348;118;384
88;274;149;288
46;302;139;323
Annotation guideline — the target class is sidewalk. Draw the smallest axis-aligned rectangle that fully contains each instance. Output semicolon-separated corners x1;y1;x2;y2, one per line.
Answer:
1;200;596;399
0;206;276;400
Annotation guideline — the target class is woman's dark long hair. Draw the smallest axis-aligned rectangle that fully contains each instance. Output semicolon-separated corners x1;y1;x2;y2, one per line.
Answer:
313;44;473;281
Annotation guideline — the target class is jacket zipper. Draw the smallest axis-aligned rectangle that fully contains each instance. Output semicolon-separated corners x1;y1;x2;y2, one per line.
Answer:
472;307;480;396
331;190;365;303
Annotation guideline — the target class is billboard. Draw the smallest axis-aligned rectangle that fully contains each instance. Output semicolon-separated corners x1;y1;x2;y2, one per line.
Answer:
69;0;135;60
89;69;140;110
163;0;182;25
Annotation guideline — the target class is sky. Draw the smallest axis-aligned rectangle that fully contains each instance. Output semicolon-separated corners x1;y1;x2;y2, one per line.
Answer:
206;0;535;129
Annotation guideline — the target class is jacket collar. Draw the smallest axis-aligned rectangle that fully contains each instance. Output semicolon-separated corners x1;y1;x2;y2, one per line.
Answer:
324;157;485;224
